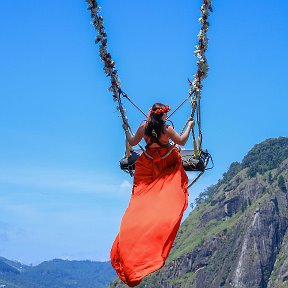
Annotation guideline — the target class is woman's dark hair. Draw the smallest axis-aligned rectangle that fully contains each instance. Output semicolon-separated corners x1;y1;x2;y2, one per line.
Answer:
144;103;167;140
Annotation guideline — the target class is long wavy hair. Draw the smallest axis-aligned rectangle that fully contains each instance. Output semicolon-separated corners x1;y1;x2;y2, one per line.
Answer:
144;103;167;140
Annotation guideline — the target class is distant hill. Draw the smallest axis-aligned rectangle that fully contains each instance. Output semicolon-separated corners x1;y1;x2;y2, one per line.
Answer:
0;258;116;288
109;137;288;287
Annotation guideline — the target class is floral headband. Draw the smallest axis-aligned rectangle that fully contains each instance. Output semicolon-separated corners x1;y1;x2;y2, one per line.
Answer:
152;105;171;115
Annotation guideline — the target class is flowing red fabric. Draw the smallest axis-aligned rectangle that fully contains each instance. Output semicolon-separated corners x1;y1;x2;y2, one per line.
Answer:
110;146;189;287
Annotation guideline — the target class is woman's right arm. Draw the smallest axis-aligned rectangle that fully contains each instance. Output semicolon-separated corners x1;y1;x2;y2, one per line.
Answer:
123;121;145;146
165;120;195;146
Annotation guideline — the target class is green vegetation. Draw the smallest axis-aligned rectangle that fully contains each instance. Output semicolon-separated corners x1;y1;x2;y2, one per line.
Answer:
168;204;208;260
195;137;288;208
121;137;288;288
268;172;273;184
0;258;116;288
169;189;271;262
168;205;245;261
268;247;288;287
168;271;196;286
242;137;288;177
241;198;252;212
278;175;287;193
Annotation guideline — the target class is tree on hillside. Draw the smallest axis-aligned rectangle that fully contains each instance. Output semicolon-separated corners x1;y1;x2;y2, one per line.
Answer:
278;175;287;193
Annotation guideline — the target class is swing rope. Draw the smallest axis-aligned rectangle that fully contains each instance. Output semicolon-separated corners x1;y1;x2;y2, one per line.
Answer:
85;0;213;187
118;89;147;119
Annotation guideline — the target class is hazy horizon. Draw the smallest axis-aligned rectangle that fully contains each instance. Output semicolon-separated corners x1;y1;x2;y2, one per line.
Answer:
1;0;287;265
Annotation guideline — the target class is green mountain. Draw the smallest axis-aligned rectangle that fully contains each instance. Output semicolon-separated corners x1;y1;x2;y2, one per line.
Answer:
0;258;116;288
109;137;288;287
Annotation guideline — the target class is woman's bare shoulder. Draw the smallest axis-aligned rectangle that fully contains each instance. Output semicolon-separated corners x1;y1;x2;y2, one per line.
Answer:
165;124;174;133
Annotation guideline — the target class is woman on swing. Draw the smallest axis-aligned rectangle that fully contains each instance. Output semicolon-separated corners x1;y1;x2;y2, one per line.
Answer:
110;103;195;287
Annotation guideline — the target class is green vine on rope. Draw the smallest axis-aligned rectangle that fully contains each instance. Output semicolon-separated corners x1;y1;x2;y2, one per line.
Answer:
191;0;213;98
189;0;213;154
86;0;213;135
86;0;130;131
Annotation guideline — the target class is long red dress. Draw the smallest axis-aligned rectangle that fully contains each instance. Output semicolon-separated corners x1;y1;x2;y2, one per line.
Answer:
110;145;189;287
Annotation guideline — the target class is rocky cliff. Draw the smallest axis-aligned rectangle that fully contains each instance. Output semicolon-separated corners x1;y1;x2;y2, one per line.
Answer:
109;137;288;288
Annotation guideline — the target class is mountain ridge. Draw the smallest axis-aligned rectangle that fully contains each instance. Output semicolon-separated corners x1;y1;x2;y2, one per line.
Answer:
1;137;287;288
109;136;288;287
0;258;116;288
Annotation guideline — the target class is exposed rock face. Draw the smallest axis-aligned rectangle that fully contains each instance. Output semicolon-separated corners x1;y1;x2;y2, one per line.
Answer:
109;138;288;288
267;225;288;288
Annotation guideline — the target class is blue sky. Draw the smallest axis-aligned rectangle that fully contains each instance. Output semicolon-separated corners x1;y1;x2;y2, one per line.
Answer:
0;0;287;265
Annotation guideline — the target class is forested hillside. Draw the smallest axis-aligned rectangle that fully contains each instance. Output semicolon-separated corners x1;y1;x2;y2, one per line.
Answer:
109;137;288;287
0;258;116;288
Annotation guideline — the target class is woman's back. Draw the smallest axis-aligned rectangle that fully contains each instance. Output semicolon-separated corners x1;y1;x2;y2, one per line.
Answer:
143;124;170;148
123;103;194;147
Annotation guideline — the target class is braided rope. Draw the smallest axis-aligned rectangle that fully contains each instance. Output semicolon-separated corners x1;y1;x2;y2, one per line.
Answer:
181;0;213;158
191;0;213;94
86;1;131;132
86;0;212;132
178;1;213;188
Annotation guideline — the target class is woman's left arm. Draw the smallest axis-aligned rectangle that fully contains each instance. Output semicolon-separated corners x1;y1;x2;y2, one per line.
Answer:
123;122;145;146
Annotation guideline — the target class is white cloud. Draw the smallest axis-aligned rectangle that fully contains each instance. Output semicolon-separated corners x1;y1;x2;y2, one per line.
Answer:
120;179;132;192
0;167;132;197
